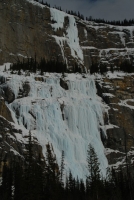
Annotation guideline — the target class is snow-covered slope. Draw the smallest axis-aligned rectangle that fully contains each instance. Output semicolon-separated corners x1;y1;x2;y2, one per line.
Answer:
0;68;108;180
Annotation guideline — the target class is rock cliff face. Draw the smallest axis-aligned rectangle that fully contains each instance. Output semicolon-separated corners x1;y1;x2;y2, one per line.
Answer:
96;72;134;168
0;99;13;122
0;0;134;176
0;114;45;176
1;0;134;69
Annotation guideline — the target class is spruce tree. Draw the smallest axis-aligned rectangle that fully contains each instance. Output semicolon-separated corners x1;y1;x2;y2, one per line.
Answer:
23;131;36;200
68;171;73;193
34;154;45;200
13;161;24;200
86;144;101;199
87;144;100;182
1;161;13;200
60;150;65;185
45;143;60;200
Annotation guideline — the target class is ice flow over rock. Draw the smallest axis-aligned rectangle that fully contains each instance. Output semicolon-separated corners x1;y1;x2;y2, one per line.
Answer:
5;72;108;180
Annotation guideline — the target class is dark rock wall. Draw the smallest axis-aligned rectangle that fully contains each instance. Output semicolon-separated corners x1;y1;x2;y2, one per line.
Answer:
0;99;13;122
0;0;61;64
0;115;44;174
1;0;134;69
96;74;134;167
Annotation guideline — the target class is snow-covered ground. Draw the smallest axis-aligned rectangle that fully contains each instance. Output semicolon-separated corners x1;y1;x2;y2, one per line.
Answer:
0;65;108;180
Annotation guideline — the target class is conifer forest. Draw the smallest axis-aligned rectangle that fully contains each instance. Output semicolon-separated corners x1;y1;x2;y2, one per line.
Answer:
0;132;134;200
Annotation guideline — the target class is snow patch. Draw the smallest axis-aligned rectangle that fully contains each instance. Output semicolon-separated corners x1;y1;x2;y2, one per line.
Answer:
103;93;115;98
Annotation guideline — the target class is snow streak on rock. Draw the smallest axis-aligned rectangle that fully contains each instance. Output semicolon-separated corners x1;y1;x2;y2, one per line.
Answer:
50;8;84;65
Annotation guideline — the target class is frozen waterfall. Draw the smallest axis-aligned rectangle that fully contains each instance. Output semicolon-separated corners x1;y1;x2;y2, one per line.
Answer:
5;72;108;180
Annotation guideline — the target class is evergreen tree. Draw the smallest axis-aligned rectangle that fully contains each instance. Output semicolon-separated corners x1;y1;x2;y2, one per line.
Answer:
100;63;107;74
45;143;60;200
4;65;6;72
60;150;65;185
33;53;37;73
34;154;45;200
68;171;73;193
86;144;101;200
87;144;100;182
23;131;37;200
13;161;24;200
1;161;13;200
90;62;99;74
79;179;86;200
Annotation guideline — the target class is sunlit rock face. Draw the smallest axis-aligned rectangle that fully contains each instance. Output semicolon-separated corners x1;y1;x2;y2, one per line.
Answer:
1;0;134;70
0;71;108;180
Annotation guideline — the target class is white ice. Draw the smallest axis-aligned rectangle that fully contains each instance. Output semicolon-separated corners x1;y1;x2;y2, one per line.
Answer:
0;70;108;180
50;8;84;65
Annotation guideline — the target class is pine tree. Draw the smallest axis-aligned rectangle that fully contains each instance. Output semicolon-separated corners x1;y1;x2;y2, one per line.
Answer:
86;144;101;200
13;161;24;200
4;65;6;72
45;143;60;200
23;131;36;200
104;167;116;200
1;161;13;200
60;150;65;185
90;62;99;74
79;179;86;199
68;171;74;193
34;53;37;73
34;154;45;200
87;144;100;182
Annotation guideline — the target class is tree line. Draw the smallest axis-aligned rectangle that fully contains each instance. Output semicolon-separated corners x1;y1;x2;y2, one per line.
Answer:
0;132;134;200
34;0;50;7
86;17;134;27
90;60;134;75
7;57;134;75
9;56;81;74
33;0;134;26
33;0;85;20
